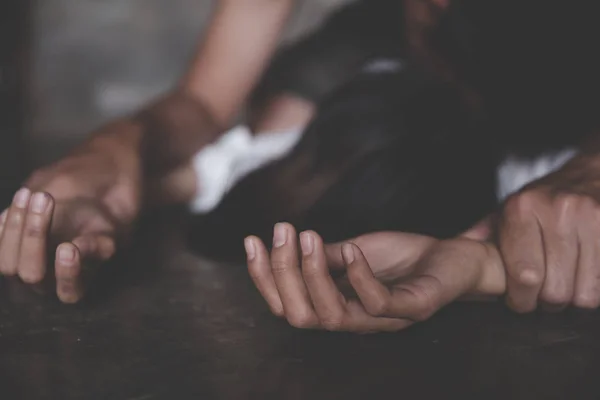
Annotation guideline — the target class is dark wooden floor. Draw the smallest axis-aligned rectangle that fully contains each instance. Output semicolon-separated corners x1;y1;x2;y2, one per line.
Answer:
2;212;600;400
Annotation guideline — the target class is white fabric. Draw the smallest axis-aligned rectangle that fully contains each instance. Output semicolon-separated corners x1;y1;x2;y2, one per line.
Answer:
496;148;577;201
189;125;302;213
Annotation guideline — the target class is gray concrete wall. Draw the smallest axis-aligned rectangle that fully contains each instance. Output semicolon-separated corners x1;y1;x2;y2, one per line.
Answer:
29;0;351;147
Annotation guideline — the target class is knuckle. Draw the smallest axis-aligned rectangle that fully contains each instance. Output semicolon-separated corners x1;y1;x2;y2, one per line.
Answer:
553;193;579;211
407;285;438;322
301;262;323;280
24;216;47;239
508;261;544;287
504;191;541;217
365;297;389;317
19;269;45;284
247;265;265;282
6;211;24;228
320;315;345;331
573;292;600;309
270;305;285;318
287;311;315;329
346;262;363;281
553;194;581;224
271;259;293;275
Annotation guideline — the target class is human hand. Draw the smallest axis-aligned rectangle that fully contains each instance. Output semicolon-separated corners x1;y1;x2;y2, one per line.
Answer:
245;223;505;333
498;160;600;312
0;139;142;303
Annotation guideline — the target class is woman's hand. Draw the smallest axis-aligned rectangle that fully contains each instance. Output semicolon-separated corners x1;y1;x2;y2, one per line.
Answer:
245;223;506;333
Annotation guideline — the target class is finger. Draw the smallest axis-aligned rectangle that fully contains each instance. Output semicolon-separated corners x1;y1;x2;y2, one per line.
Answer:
270;222;318;329
309;241;413;333
499;194;546;313
344;243;395;316
538;214;577;311
347;243;443;322
17;192;55;284
324;232;435;274
0;188;32;275
55;234;116;304
300;231;347;331
323;241;351;271
573;217;600;309
245;236;284;316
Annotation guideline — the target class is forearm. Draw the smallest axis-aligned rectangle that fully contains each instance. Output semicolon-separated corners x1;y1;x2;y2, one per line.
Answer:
181;0;295;126
91;0;294;171
136;90;221;173
80;0;294;205
82;90;219;174
80;91;215;209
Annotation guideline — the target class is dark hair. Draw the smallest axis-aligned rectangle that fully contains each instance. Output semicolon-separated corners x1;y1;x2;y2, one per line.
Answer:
188;66;499;261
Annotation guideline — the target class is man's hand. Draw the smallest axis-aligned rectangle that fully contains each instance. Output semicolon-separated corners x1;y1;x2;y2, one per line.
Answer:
499;160;600;313
0;128;143;303
245;223;505;333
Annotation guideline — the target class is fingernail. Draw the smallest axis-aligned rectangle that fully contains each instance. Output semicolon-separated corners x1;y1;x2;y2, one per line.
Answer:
13;188;31;208
273;223;287;248
342;243;355;264
58;245;76;262
30;192;48;213
300;232;314;256
244;237;256;260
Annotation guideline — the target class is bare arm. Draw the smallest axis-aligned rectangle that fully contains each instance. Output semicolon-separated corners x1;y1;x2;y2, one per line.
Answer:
94;0;295;173
182;0;295;126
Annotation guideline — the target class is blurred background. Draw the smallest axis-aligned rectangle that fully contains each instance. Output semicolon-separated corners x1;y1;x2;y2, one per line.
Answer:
1;0;352;204
27;0;352;164
1;1;29;204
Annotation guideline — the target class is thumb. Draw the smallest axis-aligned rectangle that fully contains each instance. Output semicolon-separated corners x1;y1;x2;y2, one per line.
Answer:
324;231;437;272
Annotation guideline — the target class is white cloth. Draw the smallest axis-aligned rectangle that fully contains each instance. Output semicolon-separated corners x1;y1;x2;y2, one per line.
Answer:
189;125;302;213
496;148;577;201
